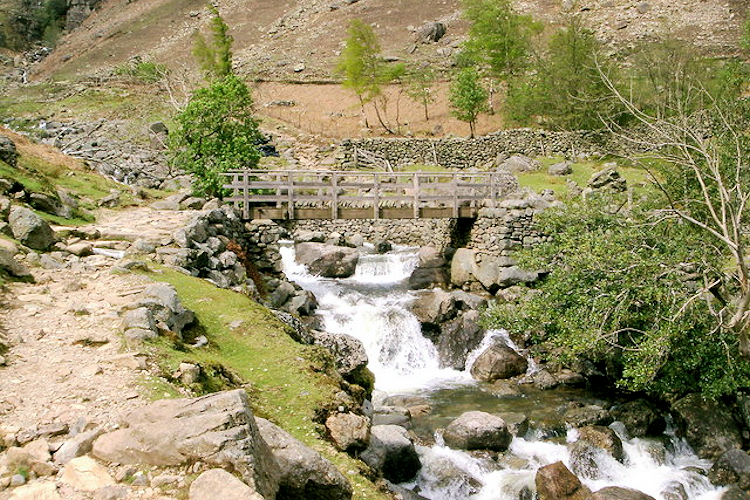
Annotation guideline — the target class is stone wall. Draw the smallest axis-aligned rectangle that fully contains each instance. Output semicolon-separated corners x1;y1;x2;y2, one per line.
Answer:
284;219;453;248
283;204;543;257
340;129;638;169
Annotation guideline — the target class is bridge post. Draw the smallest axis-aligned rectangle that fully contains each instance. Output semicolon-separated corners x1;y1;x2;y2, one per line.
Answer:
489;173;497;208
242;171;249;219
287;172;294;219
331;172;339;219
373;173;380;219
452;173;458;218
412;173;419;219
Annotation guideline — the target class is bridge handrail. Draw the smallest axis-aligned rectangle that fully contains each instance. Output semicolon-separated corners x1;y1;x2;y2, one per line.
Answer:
222;169;511;219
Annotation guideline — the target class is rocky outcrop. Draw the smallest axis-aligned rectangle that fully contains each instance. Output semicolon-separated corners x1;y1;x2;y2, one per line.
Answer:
189;468;263;500
361;425;421;483
312;331;368;377
709;449;750;490
577;426;624;461
256;417;352;500
119;282;195;342
442;411;512;452
610;399;665;438
295;242;359;278
0;136;18;167
587;166;627;193
671;393;743;459
469;341;528;382
536;461;592;500
8;207;56;250
91;390;281;499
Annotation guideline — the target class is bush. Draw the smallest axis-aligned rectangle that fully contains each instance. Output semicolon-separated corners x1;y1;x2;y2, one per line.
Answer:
449;67;488;137
114;57;167;83
505;16;623;130
168;74;261;198
483;198;750;399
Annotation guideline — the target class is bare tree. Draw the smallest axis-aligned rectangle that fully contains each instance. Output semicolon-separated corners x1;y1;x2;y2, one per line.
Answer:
601;69;750;357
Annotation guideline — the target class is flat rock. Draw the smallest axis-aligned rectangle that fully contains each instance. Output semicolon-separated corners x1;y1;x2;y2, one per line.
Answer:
92;389;280;499
189;468;263;500
61;455;115;491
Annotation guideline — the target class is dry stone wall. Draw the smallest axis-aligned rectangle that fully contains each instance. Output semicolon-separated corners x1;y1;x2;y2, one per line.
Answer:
340;129;637;169
285;219;453;248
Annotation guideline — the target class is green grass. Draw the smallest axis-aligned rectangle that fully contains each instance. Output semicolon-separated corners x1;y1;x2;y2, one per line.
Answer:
517;156;652;196
141;268;390;500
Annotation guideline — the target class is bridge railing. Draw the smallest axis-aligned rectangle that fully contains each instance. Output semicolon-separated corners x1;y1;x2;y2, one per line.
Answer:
222;170;510;220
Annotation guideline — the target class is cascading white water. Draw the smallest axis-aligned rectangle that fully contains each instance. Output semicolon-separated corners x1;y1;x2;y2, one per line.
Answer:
280;240;725;500
280;241;476;392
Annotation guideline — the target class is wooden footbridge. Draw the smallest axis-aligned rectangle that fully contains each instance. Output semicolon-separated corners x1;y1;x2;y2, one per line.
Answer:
222;170;514;220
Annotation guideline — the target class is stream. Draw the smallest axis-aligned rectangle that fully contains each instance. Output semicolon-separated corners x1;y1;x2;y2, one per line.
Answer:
279;242;723;500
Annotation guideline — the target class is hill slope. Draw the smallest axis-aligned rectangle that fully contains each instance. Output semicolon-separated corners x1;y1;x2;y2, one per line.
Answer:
30;0;748;82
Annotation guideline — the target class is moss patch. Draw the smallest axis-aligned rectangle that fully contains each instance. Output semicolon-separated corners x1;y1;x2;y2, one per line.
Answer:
141;268;390;500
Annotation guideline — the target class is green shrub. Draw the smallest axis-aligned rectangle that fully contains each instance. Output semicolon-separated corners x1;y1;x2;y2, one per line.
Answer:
483;198;750;399
168;74;261;198
114;58;168;83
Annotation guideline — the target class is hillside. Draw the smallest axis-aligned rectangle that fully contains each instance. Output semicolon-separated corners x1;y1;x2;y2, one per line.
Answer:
27;0;749;83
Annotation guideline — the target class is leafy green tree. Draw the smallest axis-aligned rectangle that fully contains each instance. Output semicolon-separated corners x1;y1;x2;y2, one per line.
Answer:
484;198;750;398
505;16;621;130
193;5;233;79
168;74;261;198
406;66;436;121
449;68;488;137
337;19;383;129
461;0;540;78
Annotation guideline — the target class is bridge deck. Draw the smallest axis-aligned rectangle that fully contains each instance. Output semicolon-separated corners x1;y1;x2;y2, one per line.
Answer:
223;170;511;220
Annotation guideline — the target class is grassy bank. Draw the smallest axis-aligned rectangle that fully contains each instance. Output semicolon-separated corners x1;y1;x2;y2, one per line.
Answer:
142;268;390;500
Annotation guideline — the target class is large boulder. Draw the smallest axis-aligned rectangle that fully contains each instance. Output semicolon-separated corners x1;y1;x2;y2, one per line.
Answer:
409;289;457;325
312;331;368;377
450;248;478;288
189;468;263;500
436;310;485;370
92;389;280;499
497;266;538;288
498;155;541;173
709;449;750;489
671;393;743;459
416;21;446;43
8;206;56;250
408;267;450;289
256;417;352;500
325;412;370;452
549;161;573;176
295;242;359;278
536;461;592;500
442;411;512;452
577;426;624;461
588;166;626;193
610;399;665;438
469;341;528;382
361;425;421;483
0;248;31;278
592;487;656;500
0;135;18;166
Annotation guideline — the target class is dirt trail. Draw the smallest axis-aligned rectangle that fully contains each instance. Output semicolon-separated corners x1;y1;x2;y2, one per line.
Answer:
0;207;195;437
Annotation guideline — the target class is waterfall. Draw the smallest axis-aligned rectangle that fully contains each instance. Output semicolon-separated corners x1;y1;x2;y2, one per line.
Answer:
280;241;475;392
279;240;725;500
